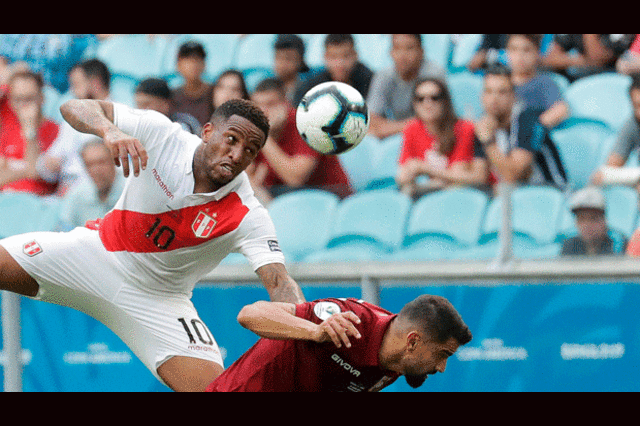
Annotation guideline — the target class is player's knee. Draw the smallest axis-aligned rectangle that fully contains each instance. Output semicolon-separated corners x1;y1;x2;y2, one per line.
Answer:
157;356;223;392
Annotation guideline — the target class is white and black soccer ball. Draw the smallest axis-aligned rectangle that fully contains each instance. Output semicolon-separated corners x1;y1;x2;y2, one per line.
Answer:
296;81;369;155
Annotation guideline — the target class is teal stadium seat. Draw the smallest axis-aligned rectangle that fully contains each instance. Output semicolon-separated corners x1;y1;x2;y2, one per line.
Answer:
603;186;639;238
450;34;483;72
448;72;484;121
42;85;61;121
550;118;616;190
267;189;340;262
422;34;451;70
233;34;277;72
303;189;411;262
564;73;632;131
0;193;62;239
391;188;489;261
109;75;137;107
305;34;327;71
365;134;403;191
94;34;167;81
353;34;393;72
161;34;239;83
337;134;377;192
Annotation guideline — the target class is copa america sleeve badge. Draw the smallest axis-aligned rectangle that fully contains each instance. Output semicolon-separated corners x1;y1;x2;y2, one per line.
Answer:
23;240;43;257
313;301;342;321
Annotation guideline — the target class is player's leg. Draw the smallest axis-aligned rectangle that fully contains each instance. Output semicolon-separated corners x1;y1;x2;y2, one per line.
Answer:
0;244;40;297
157;356;224;392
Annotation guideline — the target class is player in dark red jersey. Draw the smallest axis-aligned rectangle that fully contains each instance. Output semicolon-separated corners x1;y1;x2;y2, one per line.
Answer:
206;294;472;392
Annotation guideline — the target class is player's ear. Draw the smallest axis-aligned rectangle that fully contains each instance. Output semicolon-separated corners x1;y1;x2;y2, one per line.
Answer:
201;122;215;142
406;331;421;352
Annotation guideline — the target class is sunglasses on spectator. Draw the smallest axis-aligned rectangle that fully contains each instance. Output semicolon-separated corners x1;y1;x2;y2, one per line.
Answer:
414;93;444;103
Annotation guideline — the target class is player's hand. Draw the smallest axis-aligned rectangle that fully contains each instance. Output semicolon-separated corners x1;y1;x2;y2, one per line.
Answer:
313;311;362;349
103;126;148;177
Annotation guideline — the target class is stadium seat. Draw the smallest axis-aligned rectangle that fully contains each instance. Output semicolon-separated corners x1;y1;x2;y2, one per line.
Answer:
447;72;484;121
161;34;239;82
366;134;403;191
550;117;617;190
603;185;639;238
456;234;561;260
42;85;61;122
0;193;61;238
94;34;168;81
233;34;277;72
353;34;393;72
422;34;451;70
449;34;483;72
318;189;412;257
242;67;274;93
305;34;327;71
404;187;489;247
338;134;377;192
109;75;137;107
267;189;340;262
564;73;632;131
481;185;565;246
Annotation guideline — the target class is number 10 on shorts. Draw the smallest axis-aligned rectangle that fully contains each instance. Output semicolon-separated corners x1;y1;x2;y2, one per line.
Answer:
178;318;214;345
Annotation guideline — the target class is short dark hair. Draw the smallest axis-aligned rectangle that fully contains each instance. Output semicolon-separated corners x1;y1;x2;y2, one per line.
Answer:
214;69;251;101
507;34;543;49
275;34;305;55
393;34;423;48
178;41;206;59
135;78;172;100
399;295;472;346
484;63;514;90
253;77;285;96
209;98;270;142
325;34;354;48
77;59;111;90
630;72;640;94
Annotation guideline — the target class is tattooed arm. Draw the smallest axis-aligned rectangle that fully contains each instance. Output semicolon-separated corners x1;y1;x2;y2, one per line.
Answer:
255;263;306;304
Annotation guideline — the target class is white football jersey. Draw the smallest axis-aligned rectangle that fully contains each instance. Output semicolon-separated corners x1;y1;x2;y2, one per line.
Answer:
95;103;285;296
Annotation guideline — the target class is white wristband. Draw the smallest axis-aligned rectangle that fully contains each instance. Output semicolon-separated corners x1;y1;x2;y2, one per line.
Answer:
600;166;640;185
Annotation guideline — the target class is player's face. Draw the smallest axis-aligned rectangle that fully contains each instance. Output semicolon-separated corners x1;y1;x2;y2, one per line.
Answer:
199;115;264;187
401;335;459;388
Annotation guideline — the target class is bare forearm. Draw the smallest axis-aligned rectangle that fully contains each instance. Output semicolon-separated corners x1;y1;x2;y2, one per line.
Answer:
237;301;316;340
256;263;306;303
60;99;116;138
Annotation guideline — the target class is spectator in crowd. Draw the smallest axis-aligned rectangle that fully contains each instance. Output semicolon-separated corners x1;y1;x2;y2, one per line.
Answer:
591;73;640;188
0;67;59;195
367;34;446;140
541;34;616;82
506;34;569;129
35;59;113;195
292;34;374;107
57;139;124;231
473;64;568;191
561;186;627;256
171;41;214;127
212;69;250;110
395;77;484;199
249;77;353;204
616;35;640;75
0;34;97;93
467;34;509;72
273;34;312;103
134;77;201;135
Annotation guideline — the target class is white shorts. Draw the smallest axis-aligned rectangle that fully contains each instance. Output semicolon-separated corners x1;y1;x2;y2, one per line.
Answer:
0;227;224;385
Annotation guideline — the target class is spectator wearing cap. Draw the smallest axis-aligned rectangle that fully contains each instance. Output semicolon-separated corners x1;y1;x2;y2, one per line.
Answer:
273;34;312;103
171;41;215;127
135;77;202;135
561;186;627;256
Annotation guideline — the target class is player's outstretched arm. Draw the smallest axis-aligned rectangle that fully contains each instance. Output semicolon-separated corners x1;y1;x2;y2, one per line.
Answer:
255;262;306;304
60;99;148;177
237;300;361;348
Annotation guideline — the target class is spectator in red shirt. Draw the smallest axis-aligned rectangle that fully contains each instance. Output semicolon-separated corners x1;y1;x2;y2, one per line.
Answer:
396;77;486;199
206;294;472;392
0;67;58;196
249;77;353;205
616;34;640;75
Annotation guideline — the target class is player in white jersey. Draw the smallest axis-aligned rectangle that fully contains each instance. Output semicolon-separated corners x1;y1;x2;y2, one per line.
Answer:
0;98;306;391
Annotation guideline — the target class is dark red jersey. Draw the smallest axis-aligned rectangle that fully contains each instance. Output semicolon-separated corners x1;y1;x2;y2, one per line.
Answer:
206;298;401;392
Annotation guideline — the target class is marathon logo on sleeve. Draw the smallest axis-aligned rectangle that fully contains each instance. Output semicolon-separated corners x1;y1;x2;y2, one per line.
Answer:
23;240;43;257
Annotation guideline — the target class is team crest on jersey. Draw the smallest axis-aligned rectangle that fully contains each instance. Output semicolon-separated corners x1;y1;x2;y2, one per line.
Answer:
23;240;43;257
314;301;341;321
192;211;217;238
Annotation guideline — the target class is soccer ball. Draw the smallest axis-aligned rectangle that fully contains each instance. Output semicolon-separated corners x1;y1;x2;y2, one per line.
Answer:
296;81;369;155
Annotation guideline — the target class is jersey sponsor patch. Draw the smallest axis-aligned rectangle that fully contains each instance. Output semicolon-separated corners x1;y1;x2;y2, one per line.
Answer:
23;240;43;257
314;301;341;321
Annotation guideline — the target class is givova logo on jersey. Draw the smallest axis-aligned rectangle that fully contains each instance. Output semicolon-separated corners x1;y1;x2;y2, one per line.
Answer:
192;211;218;238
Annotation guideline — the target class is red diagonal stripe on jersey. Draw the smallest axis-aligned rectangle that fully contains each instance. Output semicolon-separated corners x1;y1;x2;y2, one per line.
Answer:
98;192;249;253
